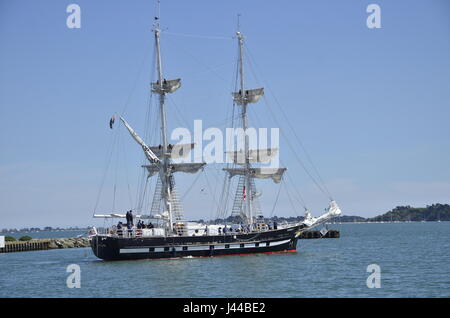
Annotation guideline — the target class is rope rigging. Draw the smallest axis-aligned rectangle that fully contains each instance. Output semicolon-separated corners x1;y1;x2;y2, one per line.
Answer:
163;31;233;41
268;179;283;218
248;95;309;215
93;23;336;226
243;43;333;201
92;126;120;216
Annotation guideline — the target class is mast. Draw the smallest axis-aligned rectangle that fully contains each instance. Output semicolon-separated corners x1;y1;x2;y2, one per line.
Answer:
225;26;286;229
236;31;253;228
121;3;206;236
153;9;174;233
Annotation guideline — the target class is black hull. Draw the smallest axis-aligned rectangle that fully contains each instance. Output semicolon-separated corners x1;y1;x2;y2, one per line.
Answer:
90;225;302;261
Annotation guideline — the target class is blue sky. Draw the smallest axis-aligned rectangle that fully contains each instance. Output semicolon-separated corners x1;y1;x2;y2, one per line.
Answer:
0;0;449;228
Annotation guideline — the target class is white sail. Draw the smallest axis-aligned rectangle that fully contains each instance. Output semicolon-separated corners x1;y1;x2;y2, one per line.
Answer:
223;167;287;184
142;164;160;177
302;201;342;228
170;163;206;174
150;143;195;159
226;148;278;165
151;78;181;94
120;117;160;163
233;87;264;105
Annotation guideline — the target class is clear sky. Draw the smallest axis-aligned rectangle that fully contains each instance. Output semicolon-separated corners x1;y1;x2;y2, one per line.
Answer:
1;0;449;228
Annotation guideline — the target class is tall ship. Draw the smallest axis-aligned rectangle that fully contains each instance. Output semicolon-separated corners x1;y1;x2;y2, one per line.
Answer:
90;7;342;261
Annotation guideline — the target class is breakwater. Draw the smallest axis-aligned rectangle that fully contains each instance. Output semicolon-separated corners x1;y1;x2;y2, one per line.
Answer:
298;229;340;239
0;237;90;253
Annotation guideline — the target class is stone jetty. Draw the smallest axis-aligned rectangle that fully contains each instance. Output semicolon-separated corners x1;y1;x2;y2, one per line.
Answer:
0;237;90;253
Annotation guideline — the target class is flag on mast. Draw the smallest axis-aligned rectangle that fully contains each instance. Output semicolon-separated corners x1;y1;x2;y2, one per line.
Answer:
243;185;246;201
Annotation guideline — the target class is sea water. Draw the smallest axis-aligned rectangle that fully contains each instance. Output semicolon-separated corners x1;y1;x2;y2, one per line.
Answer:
0;222;449;297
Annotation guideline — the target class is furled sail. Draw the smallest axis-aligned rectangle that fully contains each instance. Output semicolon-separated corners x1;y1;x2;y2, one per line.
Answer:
233;88;264;105
223;167;287;184
301;201;342;228
143;164;160;177
143;162;206;176
170;163;206;174
150;143;195;159
151;78;181;94
226;148;278;165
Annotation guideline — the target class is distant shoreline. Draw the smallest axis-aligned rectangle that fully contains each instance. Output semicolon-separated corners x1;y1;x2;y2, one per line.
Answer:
2;203;449;234
0;228;88;235
1;221;447;237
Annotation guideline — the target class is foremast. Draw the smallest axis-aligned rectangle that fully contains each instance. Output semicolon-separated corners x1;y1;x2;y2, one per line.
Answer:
118;10;207;236
237;31;253;228
153;22;173;233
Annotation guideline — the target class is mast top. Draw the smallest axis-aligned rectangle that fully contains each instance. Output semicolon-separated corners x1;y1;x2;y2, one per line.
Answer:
237;13;242;33
153;0;161;31
236;13;244;41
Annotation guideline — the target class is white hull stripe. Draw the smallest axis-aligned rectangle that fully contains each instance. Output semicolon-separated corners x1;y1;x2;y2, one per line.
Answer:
119;248;149;254
119;239;291;254
269;239;291;247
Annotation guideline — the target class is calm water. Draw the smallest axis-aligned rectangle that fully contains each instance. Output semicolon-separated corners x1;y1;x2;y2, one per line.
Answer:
1;222;449;297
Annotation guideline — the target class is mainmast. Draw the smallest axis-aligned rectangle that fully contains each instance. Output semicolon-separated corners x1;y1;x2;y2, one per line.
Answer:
225;27;286;229
236;31;253;228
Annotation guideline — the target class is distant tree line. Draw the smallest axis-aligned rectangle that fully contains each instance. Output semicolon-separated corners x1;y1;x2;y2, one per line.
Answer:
2;204;449;234
190;215;307;225
367;204;450;222
328;203;450;222
4;236;33;242
191;205;450;224
1;226;87;234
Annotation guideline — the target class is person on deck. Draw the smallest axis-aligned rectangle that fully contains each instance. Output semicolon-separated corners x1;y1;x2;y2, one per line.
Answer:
125;210;130;226
128;210;134;227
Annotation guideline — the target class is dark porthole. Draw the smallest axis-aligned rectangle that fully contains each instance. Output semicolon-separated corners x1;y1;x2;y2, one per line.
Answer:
225;244;230;249
255;243;259;247
266;242;270;247
164;247;170;252
149;247;155;252
182;246;188;251
210;245;214;250
240;243;245;248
